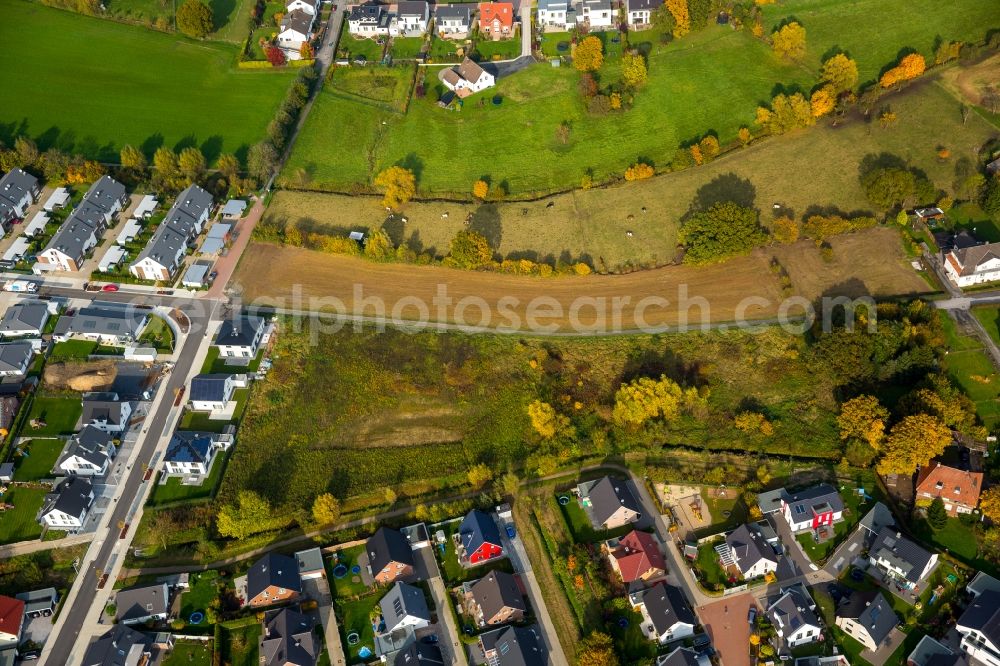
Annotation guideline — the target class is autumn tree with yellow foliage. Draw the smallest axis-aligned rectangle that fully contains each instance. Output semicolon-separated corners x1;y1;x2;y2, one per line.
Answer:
769;216;799;244
574;36;604;72
771;22;806;61
980;486;1000;522
612;375;705;428
810;86;836;118
375;166;416;209
473;179;489;199
880;53;925;88
665;0;689;37
527;400;570;439
622;52;648;87
875;414;951;476
699;136;720;161
624;162;654;181
838;395;888;450
821;53;859;94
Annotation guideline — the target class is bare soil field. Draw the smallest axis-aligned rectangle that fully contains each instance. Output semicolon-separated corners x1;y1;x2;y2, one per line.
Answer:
940;53;1000;107
233;227;931;332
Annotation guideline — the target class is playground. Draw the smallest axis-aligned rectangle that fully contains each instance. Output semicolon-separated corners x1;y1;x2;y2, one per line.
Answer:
658;484;741;539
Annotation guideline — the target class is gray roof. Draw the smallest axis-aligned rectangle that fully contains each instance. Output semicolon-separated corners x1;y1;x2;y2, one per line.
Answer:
295;547;324;574
785;484;845;519
215;315;265;348
0;342;32;374
0;301;49;335
61;425;116;469
837;590;898;646
83;176;127;213
172;184;212;224
0;168;39;213
949;241;1000;276
115;583;169;622
586;476;641;526
394;642;445;666
183;262;210;285
767;587;820;637
164;432;214;464
45;212;100;260
456;58;488;85
968;571;1000;599
397;0;428;17
82;394;128;427
367;526;414;574
133;223;187;272
381;581;431;632
480;625;547;666
63;301;148;340
470;570;525;622
15;588;58;613
435;4;470;20
639;583;696;636
726;524;776;573
247;552;301;602
190;374;234;402
221;199;247;217
657;648;705;666
958;590;1000;645
626;0;656;10
282;8;315;35
81;625;152;666
260;607;319;666
41;476;93;521
207;223;232;239
350;1;389;24
859;502;895;535
908;635;965;666
535;0;567;10
756;487;786;514
871;526;934;584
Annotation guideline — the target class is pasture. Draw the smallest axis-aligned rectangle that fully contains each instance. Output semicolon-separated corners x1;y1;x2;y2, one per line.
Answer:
0;0;295;163
100;0;253;42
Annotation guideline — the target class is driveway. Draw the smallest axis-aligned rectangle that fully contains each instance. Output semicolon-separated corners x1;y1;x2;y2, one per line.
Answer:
697;594;754;666
861;628;907;666
772;514;815;580
427;576;468;666
519;0;532;56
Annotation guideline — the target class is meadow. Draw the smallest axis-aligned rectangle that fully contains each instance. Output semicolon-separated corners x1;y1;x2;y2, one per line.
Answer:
284;0;998;195
217;321;846;516
0;0;295;163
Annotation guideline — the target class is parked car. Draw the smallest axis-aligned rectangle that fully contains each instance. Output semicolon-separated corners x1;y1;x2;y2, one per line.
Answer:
0;260;15;269
505;524;516;539
101;283;120;292
421;635;439;645
83;283;101;292
747;607;757;625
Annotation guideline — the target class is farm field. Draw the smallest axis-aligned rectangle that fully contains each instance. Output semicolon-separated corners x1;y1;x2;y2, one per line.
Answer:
284;0;997;195
0;0;295;163
218;320;850;516
264;79;995;272
101;0;252;42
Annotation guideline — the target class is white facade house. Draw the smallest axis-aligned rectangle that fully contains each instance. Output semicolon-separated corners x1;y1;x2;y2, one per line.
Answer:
39;477;94;532
537;0;569;29
278;9;316;58
348;2;393;37
56;427;117;477
574;0;613;28
285;0;317;14
625;0;656;25
189;374;245;412
379;582;431;633
869;527;937;590
957;590;1000;666
82;394;133;433
945;242;1000;287
395;0;429;33
215;315;267;358
0;342;34;377
436;4;471;35
723;524;778;579
441;59;496;97
162;431;233;479
768;586;823;649
629;583;696;645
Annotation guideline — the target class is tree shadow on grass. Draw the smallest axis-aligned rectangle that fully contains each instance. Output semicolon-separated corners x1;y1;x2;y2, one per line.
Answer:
687;173;757;216
469;204;503;252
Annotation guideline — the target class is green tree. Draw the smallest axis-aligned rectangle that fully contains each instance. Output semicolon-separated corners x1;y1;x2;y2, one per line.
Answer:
861;167;916;209
176;0;214;38
14;137;39;168
501;470;520;497
821;53;859;93
926;497;948;531
312;493;341;524
374;166;416;209
217;153;240;181
984;179;1000;217
216;490;273;539
573;36;604;72
364;228;394;260
467;463;493;489
621;52;647;87
612;375;703;427
448;229;492;269
679;202;767;264
152;147;180;189
247;141;279;182
178;146;206;184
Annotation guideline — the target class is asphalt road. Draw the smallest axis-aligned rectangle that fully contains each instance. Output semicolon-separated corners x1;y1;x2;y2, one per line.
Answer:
42;291;218;665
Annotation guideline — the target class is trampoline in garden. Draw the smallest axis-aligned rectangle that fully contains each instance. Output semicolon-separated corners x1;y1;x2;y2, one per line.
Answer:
558;495;570;505
358;646;373;659
492;95;503;106
332;564;348;579
618;617;629;628
351;565;361;574
189;612;204;625
556;41;569;52
347;632;360;646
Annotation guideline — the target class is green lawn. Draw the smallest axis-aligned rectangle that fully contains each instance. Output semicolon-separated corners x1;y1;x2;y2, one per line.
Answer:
328;545;370;598
138;315;175;353
695;540;731;590
336;594;380;664
105;0;252;43
148;452;228;506
937;310;1000;428
0;487;46;544
759;0;998;85
428;35;468;62
390;37;426;59
180;388;250;432
327;65;415;112
472;37;521;60
539;31;572;57
180;571;221;620
0;0;295;164
13;439;64;481
911;516;1000;578
200;347;264;374
161;639;213;666
26;395;82;437
337;23;386;62
607;606;656;663
50;340;99;361
946;203;1000;242
559;495;634;543
973;306;1000;347
219;623;261;666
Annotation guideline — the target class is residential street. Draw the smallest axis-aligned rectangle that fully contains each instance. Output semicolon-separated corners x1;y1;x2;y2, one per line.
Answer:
427;575;470;666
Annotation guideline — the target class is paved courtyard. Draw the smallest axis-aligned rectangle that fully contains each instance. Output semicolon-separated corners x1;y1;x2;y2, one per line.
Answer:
697;593;755;666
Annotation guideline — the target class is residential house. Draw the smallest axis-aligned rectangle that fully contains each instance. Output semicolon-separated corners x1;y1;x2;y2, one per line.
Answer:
115;583;170;625
279;10;317;58
286;0;316;14
441;58;496;97
42;187;70;212
215;314;267;359
458;508;504;565
957;590;1000;666
295;547;325;581
53;301;149;345
723;524;778;579
81;625;153;666
768;585;822;649
945;241;1000;287
968;571;1000;599
0;342;33;377
606;529;666;584
625;0;657;26
779;484;845;534
629;582;696;644
479;625;547;666
56;426;117;477
130;184;212;281
162;431;231;479
835;590;899;653
367;526;416;584
200;222;231;255
396;0;429;33
436;4;471;35
869;527;937;590
36;176;127;273
0;168;40;228
536;0;569;30
348;2;393;36
0;300;51;338
188;374;243;412
908;634;968;666
395;643;445;666
259;607;319;666
380;582;431;633
478;2;515;39
466;570;526;627
572;0;613;28
82;392;133;432
578;476;642;530
915;461;983;516
246;552;302;607
0;596;23;647
39;476;94;532
15;588;58;619
657;647;709;666
221;199;248;219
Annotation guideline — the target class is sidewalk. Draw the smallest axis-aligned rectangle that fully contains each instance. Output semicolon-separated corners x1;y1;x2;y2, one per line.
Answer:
0;533;93;559
207;197;263;299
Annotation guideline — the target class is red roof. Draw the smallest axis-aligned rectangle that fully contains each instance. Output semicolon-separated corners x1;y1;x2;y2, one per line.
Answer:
478;2;514;29
0;596;23;638
916;461;983;509
611;530;666;583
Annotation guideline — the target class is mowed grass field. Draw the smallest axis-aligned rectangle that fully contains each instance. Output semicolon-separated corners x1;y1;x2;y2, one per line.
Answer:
286;25;811;193
0;0;295;162
100;0;253;41
262;78;995;271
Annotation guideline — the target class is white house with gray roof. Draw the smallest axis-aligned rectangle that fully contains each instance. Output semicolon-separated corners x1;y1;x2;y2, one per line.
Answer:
536;0;570;30
0;168;40;228
56;426;117;477
39;476;94;532
767;585;822;649
115;583;170;625
37;176;127;273
0;301;52;338
957;590;1000;666
722;523;778;579
53;301;149;345
279;9;317;57
835;589;899;652
379;582;431;633
82;392;133;433
215;314;267;358
572;0;613;28
130;184;212;282
0;342;34;377
625;0;656;25
395;0;429;34
348;2;393;37
436;4;471;35
868;526;937;590
577;476;641;530
629;582;696;644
